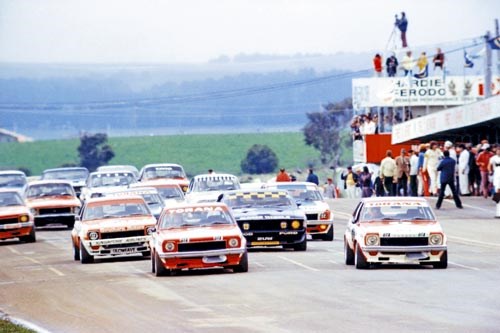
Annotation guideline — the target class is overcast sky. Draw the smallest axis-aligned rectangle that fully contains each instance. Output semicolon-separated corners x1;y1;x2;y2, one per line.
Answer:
0;0;498;63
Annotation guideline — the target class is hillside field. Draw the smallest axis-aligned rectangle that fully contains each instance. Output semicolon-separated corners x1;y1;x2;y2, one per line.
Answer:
0;132;354;178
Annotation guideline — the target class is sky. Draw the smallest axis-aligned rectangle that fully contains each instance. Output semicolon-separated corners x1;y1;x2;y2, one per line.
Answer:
0;0;499;63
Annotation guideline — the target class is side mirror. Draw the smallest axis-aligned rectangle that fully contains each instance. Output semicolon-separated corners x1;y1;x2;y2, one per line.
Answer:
296;200;302;207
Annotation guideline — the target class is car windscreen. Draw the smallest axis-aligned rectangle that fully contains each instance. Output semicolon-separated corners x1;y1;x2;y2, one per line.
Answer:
192;178;239;192
0;192;24;206
42;170;88;181
159;207;233;229
83;202;150;220
278;187;323;202
0;174;26;188
143;166;185;180
224;193;294;208
26;183;74;198
360;204;435;222
89;173;136;187
156;187;184;200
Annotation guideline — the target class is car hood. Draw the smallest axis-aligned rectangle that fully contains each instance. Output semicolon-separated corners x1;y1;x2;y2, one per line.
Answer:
0;205;30;218
358;220;444;236
26;196;81;209
81;215;156;232
232;207;305;221
157;224;242;241
299;200;329;212
185;192;221;204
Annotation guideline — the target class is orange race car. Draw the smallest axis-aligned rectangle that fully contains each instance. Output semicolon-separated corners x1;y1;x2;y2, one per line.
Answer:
0;190;35;243
71;196;156;264
24;180;81;229
150;202;248;276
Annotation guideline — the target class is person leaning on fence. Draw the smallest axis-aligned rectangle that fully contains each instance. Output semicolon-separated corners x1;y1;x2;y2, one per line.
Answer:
373;54;383;77
433;48;445;71
386;54;399;77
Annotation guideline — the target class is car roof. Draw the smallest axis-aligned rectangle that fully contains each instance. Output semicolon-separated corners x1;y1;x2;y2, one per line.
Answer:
89;170;135;176
222;189;289;196
141;163;183;169
162;201;229;210
109;187;159;195
42;167;89;173
0;170;26;176
84;195;145;205
27;180;74;186
192;173;239;180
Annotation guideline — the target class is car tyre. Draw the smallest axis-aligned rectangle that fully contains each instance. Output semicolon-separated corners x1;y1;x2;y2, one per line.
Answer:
20;228;36;243
344;238;355;265
142;250;151;258
354;243;369;269
293;239;307;251
432;251;448;269
73;242;80;261
322;227;334;241
151;250;156;273
232;251;249;273
79;240;94;264
155;252;168;277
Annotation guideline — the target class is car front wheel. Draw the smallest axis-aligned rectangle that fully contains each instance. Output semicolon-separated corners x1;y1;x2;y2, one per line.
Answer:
354;243;369;269
232;251;249;273
80;241;94;264
432;251;448;269
344;239;354;265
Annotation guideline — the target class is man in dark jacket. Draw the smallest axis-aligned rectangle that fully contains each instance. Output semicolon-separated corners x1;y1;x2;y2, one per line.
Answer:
306;168;319;185
436;150;463;209
395;12;408;48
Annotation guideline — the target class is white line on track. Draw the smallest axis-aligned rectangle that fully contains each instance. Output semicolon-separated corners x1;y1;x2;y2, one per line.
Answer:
24;257;42;265
448;236;500;248
277;256;319;272
253;262;265;268
6;247;20;254
48;267;65;276
448;261;480;271
443;199;492;213
329;260;339;265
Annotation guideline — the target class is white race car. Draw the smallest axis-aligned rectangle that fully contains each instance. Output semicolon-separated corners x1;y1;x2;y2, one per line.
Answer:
344;197;447;269
185;174;240;204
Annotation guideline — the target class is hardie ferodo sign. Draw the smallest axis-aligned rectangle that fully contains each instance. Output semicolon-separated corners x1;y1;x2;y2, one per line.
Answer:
352;76;499;108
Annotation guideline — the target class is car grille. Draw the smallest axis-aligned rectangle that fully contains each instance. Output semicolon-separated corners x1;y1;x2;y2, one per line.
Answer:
380;237;428;246
100;230;145;239
178;241;226;252
237;219;302;231
306;213;318;221
0;217;19;225
39;207;71;215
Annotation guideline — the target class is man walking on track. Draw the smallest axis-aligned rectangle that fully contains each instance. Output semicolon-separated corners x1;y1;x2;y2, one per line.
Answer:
436;150;463;209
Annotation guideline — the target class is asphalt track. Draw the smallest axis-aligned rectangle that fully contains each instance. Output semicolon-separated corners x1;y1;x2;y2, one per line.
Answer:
1;197;500;333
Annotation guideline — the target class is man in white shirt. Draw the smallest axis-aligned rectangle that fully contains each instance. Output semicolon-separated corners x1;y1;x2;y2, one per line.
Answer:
409;149;419;196
457;144;470;195
380;150;397;196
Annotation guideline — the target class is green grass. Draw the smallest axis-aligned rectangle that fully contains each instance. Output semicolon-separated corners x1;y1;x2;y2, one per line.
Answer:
0;132;332;177
0;319;35;333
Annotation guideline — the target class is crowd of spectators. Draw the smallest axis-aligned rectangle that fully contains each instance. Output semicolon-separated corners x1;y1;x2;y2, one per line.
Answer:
372;47;445;78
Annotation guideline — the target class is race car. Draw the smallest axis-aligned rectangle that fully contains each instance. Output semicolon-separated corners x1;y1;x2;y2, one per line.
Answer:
150;202;248;276
24;180;81;229
218;190;307;251
96;165;140;180
0;170;28;194
264;182;333;241
130;180;185;206
71;196;156;264
139;163;189;192
79;171;137;201
105;187;164;220
344;197;447;269
185;174;240;204
0;190;35;242
41;167;89;197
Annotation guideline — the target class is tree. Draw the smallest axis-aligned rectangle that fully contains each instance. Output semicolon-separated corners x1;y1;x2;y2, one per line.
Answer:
77;133;115;172
241;144;279;174
303;98;352;165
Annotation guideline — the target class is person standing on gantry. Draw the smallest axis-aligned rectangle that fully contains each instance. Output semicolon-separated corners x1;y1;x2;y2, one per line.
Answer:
395;12;409;48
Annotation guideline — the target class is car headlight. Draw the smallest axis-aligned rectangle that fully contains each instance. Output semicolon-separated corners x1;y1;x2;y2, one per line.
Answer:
320;210;331;220
228;238;239;248
429;234;443;245
242;223;250;231
365;234;380;246
19;215;29;223
88;231;99;240
164;242;175;252
280;222;287;229
291;220;301;229
146;226;155;235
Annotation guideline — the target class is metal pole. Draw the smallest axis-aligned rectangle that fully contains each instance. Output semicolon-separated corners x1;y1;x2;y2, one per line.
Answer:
485;31;492;98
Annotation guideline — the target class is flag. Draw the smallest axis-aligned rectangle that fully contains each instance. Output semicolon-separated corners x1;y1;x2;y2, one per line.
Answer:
464;50;474;68
489;36;500;50
414;65;428;79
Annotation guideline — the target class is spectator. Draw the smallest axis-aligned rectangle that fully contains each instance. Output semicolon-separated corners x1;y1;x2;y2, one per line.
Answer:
436;150;463;209
386;54;399;77
362;115;377;136
380;150;397;196
323;177;336;199
443;141;457;198
488;146;500;201
401;51;414;76
306;168;319;185
417;52;428;72
372;114;380;134
395;148;410;196
373;54;383;77
469;144;480;195
383;115;393;132
476;144;494;198
395;12;408;48
341;166;359;199
359;166;373;198
418;144;429;196
457;143;470;196
433;48;445;71
409;149;419;196
351;116;362;141
424;141;441;196
276;168;291;182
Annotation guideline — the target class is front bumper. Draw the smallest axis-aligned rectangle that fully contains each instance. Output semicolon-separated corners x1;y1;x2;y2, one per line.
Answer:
306;220;333;235
83;235;151;256
361;245;447;264
363;245;447;252
158;248;246;269
159;247;246;259
0;222;34;239
35;213;76;225
243;230;306;247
